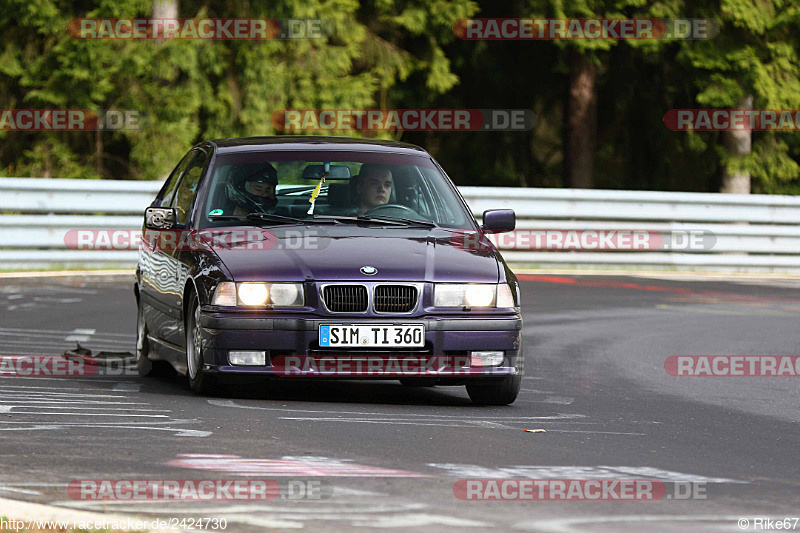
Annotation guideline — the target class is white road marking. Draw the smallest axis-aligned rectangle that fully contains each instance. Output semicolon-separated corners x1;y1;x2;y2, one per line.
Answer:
0;339;132;350
0;486;41;496
64;328;96;343
517;396;574;405
427;464;744;483
0;405;168;413
0;399;141;405
57;501;465;530
514;515;749;533
0;421;211;437
34;297;83;304
0;330;133;344
368;514;487;528
0;377;126;383
0;390;130;398
0;411;168;417
209;399;616;430
0;383;210;436
0;327;134;338
330;487;385;497
168;454;430;477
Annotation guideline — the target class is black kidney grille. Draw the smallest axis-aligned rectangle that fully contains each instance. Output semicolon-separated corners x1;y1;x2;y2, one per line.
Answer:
374;285;417;313
322;285;368;312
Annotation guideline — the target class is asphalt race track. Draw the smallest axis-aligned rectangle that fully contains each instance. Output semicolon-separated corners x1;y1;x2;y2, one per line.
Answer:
0;273;798;532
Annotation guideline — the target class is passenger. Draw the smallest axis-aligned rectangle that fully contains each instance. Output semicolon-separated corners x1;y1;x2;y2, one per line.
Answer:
225;164;278;216
356;166;393;215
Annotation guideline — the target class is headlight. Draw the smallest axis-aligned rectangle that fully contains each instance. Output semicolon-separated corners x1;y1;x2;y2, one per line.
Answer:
238;283;269;306
465;285;494;307
268;283;302;306
212;282;304;307
433;283;516;308
496;284;515;308
211;282;236;306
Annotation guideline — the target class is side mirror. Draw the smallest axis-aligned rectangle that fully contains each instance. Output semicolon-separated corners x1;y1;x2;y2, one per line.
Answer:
144;207;178;230
482;209;515;233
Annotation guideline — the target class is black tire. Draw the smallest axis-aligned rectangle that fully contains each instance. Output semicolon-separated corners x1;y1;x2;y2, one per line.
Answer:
135;298;154;377
465;373;521;406
186;292;217;395
136;297;175;377
399;378;436;387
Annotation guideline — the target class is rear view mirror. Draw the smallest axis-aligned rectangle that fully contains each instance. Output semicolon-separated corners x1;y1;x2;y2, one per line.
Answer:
302;164;352;180
144;207;177;230
482;209;515;233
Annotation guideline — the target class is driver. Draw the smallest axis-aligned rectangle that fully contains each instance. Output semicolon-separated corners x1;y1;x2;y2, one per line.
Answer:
356;167;393;215
225;163;278;216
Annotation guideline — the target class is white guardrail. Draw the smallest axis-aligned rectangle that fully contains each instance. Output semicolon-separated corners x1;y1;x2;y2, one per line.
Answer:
2;177;800;272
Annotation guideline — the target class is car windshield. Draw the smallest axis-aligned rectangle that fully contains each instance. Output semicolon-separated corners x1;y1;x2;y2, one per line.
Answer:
198;150;474;230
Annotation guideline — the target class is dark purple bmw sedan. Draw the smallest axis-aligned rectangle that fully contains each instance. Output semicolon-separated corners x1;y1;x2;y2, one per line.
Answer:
135;137;522;405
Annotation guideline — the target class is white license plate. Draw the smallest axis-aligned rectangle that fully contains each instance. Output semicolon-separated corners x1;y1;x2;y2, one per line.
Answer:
319;324;425;348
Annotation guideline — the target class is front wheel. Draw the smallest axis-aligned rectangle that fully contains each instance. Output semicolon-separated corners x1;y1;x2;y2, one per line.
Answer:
186;293;217;395
465;373;521;406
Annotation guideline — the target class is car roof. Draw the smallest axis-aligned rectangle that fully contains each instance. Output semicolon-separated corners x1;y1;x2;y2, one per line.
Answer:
203;136;428;156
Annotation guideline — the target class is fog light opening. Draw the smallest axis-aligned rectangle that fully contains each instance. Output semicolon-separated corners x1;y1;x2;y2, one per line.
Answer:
229;351;267;366
469;351;504;367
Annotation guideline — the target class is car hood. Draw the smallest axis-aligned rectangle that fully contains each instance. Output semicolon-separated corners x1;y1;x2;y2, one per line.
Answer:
207;226;500;283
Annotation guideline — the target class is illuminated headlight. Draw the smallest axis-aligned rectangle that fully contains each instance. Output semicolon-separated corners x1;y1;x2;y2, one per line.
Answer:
433;284;516;308
212;282;304;307
238;283;269;306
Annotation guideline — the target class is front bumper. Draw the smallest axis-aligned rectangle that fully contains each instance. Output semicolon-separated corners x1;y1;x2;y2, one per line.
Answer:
198;311;523;380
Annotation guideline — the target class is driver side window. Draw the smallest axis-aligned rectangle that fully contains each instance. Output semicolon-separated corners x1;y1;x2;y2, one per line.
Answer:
173;150;209;225
156;151;194;207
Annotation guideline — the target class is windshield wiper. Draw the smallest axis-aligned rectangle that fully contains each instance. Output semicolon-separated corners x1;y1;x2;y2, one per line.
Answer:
209;213;334;225
367;215;438;228
312;215;408;226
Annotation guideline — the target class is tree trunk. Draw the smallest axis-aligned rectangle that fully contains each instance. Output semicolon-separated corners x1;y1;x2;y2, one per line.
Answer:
565;51;596;189
720;95;753;194
152;0;178;19
151;0;177;41
95;128;102;178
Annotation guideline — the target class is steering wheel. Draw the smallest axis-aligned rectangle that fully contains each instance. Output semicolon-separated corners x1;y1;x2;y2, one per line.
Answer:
363;203;423;219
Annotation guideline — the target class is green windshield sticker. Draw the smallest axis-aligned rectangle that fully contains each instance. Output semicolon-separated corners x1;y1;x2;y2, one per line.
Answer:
208;209;223;216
